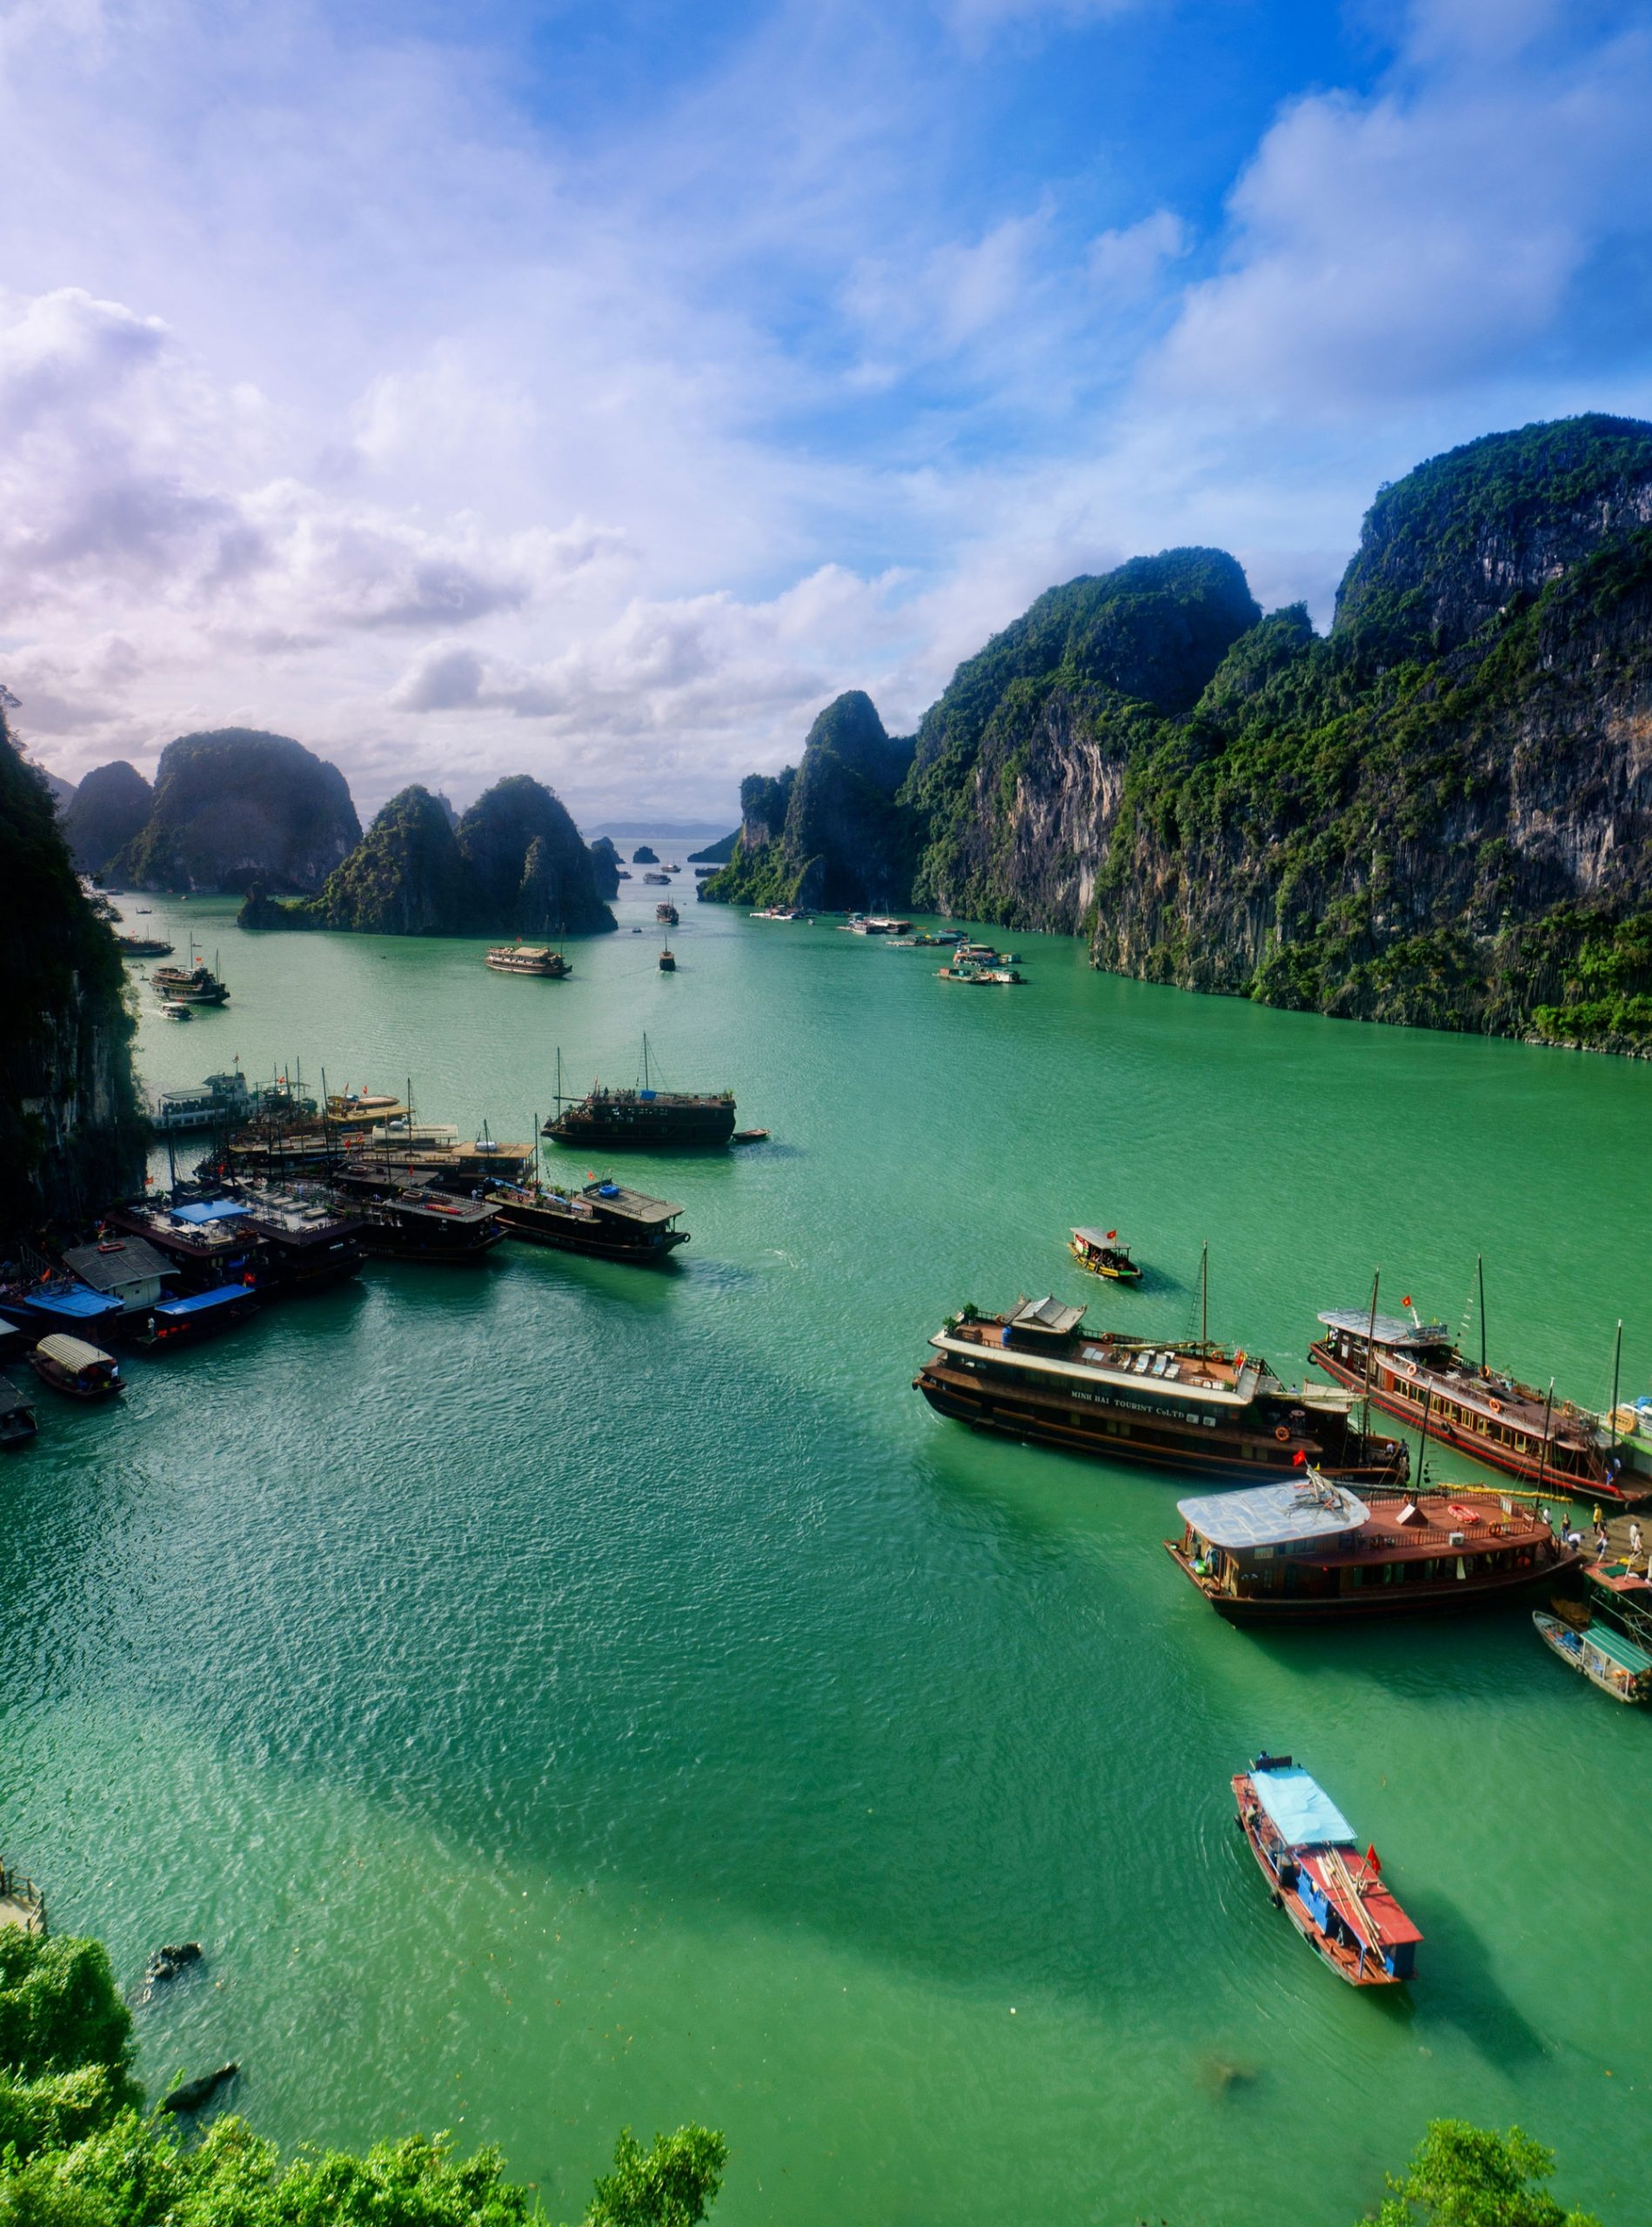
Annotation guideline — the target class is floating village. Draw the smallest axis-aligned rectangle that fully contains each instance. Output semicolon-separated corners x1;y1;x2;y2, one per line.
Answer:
6;879;1652;2012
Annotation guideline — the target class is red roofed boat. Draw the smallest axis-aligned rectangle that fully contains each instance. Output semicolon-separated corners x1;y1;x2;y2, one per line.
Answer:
1232;1756;1421;1987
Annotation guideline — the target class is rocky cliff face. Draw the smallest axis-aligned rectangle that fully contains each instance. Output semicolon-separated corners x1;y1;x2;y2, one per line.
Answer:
111;729;361;893
242;775;615;937
62;760;153;873
1084;421;1652;1047
0;715;147;1247
588;836;623;899
900;551;1261;930
702;692;916;909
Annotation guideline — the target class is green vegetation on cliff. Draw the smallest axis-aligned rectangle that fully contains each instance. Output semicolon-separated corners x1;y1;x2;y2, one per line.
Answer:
0;716;147;1247
242;778;615;938
702;692;914;910
0;1924;726;2227
61;762;153;875
111;730;361;894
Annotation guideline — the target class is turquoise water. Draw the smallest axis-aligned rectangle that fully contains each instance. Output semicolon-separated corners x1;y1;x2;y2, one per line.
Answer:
3;878;1648;2224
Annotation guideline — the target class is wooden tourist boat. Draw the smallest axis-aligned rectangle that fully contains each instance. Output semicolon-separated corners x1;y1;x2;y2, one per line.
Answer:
104;1197;261;1284
643;870;672;886
1233;1757;1421;1988
655;901;679;926
352;1189;505;1262
1309;1304;1643;1503
544;1040;735;1151
117;933;175;956
158;1000;192;1020
659;940;676;972
29;1334;123;1400
130;1285;263;1348
485;944;571;978
226;1184;365;1294
1165;1472;1577;1622
914;1297;1409;1484
485;1177;689;1264
1533;1610;1652;1703
150;960;230;1005
0;1374;38;1449
1069;1228;1140;1281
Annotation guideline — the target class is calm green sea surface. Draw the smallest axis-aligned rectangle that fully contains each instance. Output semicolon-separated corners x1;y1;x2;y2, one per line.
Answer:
5;876;1650;2226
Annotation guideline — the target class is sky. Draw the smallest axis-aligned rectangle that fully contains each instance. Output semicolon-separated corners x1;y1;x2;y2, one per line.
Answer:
3;0;1652;823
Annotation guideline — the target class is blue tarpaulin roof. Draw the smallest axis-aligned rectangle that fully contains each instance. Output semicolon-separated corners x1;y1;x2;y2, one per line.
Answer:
170;1200;250;1225
1251;1768;1356;1849
155;1287;252;1317
29;1286;124;1320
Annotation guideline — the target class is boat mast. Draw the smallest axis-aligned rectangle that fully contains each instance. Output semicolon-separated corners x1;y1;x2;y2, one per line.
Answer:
1609;1318;1622;1449
1536;1377;1554;1500
1415;1377;1434;1492
1359;1267;1381;1437
642;1033;651;1092
1201;1241;1208;1348
1477;1253;1487;1374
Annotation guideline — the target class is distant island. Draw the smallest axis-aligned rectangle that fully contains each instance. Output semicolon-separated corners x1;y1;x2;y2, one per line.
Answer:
704;413;1652;1054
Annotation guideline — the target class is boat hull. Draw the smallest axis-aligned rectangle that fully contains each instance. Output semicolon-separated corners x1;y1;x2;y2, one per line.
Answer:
1308;1341;1635;1501
1534;1611;1649;1702
28;1356;121;1400
1232;1776;1407;1988
546;1107;735;1150
1169;1540;1577;1622
915;1363;1406;1486
492;1203;687;1263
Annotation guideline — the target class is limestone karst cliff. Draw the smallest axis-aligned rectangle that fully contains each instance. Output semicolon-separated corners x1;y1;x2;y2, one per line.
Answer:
241;776;615;937
700;692;915;910
62;760;154;874
0;715;147;1247
111;729;361;893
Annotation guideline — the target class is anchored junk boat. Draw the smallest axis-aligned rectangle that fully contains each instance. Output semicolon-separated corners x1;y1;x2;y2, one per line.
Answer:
485;1177;689;1263
544;1040;735;1151
150;959;230;1005
914;1297;1408;1484
1309;1301;1647;1503
485;944;571;978
1165;1472;1576;1622
1233;1756;1421;1988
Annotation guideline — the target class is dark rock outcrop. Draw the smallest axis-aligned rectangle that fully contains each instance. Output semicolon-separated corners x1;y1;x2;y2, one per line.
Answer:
687;830;738;865
701;692;917;910
588;835;623;899
62;761;153;874
110;729;360;894
632;844;659;865
0;713;148;1247
242;777;615;937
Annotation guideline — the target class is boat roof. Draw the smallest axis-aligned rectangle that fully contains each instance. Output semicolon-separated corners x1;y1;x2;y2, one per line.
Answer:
28;1284;124;1321
171;1199;251;1225
62;1238;176;1290
1583;1623;1652;1675
154;1287;253;1319
1072;1228;1129;1248
580;1181;682;1223
1179;1479;1372;1548
1251;1767;1356;1849
36;1333;116;1368
1318;1307;1451;1345
1008;1294;1086;1336
0;1373;31;1414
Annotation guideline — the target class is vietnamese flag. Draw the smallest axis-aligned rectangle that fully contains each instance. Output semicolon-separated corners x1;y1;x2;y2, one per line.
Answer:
1293;1450;1307;1467
1107;1229;1117;1241
1365;1844;1381;1874
1402;1296;1412;1309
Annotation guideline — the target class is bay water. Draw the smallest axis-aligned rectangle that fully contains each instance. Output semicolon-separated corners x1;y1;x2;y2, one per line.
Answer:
3;874;1648;2224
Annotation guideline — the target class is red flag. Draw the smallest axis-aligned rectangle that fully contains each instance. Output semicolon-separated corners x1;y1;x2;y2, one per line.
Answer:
1402;1295;1412;1308
1106;1228;1117;1241
1293;1450;1307;1467
1364;1844;1381;1874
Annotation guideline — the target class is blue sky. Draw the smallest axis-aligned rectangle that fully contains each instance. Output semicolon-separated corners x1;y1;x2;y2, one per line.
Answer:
3;0;1651;816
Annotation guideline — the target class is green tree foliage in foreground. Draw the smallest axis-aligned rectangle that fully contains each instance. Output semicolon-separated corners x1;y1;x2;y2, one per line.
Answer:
1371;2120;1602;2227
0;1931;725;2227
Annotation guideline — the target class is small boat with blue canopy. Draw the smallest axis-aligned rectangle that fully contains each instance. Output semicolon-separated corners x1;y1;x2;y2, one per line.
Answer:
1232;1755;1421;1987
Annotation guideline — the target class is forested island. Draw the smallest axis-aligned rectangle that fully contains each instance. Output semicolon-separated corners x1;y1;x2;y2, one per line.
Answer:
705;414;1652;1053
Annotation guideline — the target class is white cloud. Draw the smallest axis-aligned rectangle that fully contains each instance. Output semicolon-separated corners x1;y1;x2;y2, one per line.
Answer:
1087;210;1188;300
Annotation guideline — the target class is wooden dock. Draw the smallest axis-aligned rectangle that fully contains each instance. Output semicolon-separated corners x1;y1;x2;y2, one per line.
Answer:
0;1860;46;1936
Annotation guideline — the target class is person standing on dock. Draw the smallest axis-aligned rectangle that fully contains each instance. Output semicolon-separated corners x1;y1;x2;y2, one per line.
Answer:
1631;1520;1645;1570
1595;1526;1611;1562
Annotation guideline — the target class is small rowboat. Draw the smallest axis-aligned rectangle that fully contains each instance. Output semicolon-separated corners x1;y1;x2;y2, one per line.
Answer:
1069;1227;1141;1281
1533;1610;1652;1703
732;1128;769;1145
1233;1756;1421;1987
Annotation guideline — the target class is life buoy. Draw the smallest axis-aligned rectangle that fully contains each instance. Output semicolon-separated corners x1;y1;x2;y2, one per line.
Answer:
1274;1426;1290;1443
1404;1360;1418;1376
1488;1398;1502;1414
